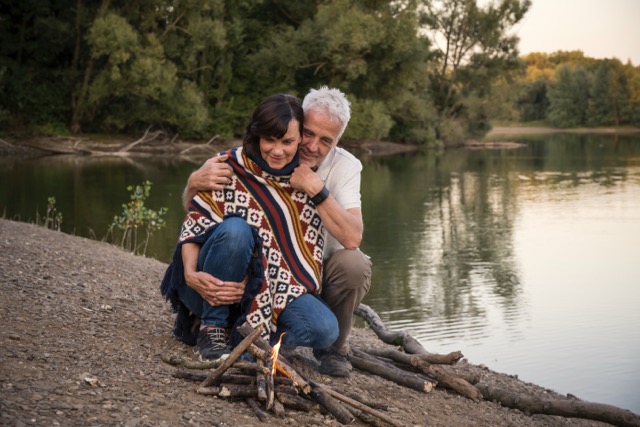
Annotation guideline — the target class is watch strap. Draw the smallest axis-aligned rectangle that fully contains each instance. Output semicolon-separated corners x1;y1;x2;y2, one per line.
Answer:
310;185;330;206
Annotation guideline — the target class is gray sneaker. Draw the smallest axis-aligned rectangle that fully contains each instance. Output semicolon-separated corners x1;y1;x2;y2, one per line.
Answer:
315;349;352;377
196;326;230;361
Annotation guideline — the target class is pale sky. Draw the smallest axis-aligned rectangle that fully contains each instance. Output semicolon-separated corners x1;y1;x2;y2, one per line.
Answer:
513;0;640;65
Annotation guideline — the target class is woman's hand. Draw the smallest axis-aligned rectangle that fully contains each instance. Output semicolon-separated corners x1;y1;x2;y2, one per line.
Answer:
184;270;247;306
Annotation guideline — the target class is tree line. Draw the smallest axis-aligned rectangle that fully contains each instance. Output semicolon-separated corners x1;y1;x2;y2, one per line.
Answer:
488;51;640;128
1;0;533;146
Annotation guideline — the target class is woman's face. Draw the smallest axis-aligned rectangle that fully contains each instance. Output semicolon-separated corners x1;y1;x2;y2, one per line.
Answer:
259;119;300;169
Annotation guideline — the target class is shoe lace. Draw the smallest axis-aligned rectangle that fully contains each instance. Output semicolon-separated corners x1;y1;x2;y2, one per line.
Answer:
205;327;227;345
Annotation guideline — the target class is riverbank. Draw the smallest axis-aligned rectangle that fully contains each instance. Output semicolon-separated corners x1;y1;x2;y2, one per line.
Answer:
487;126;640;135
2;218;637;426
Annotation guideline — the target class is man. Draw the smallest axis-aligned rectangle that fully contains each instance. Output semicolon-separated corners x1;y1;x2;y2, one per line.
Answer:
183;86;372;377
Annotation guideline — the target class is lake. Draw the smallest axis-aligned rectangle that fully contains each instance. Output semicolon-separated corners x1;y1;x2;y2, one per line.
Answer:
1;131;639;413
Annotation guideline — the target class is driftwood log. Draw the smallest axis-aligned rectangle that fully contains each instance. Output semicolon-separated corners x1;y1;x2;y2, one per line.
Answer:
355;303;640;426
477;384;640;427
350;349;434;393
359;347;481;401
355;303;429;354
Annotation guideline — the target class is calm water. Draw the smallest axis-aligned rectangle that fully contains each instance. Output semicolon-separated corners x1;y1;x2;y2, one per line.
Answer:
2;132;639;413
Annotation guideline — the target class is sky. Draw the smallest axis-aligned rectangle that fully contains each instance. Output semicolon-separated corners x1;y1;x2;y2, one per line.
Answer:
512;0;640;65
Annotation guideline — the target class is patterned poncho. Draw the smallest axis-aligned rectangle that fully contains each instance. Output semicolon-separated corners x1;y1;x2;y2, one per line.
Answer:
162;146;324;341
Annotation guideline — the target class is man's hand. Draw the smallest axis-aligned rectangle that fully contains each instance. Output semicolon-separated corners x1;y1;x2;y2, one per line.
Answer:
290;164;324;196
184;270;247;306
182;153;233;209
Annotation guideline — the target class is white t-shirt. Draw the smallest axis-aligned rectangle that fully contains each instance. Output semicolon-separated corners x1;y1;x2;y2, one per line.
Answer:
314;146;362;258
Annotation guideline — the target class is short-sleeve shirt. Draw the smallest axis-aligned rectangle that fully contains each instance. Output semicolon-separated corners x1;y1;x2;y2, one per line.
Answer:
314;146;362;258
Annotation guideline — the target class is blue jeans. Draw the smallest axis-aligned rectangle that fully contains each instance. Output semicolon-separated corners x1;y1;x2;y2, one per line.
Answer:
274;293;339;350
177;217;255;328
177;216;339;350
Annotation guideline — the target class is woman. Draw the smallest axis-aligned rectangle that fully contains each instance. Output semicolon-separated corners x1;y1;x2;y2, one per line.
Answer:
161;94;338;360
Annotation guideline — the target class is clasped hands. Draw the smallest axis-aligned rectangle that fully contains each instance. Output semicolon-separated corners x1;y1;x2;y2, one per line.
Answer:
185;270;247;306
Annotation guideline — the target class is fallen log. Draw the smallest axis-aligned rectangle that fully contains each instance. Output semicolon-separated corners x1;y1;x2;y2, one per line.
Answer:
309;380;404;427
355;303;428;354
359;347;481;401
476;383;640;427
350;349;434;393
276;393;315;412
310;388;355;425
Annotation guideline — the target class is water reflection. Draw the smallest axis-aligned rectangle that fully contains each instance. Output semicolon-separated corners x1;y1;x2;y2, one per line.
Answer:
2;132;640;412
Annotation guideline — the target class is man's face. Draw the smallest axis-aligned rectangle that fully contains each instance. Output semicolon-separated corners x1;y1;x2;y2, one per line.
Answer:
298;109;342;169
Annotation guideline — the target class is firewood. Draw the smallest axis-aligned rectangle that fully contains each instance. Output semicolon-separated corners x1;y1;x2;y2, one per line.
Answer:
272;399;285;418
200;323;263;387
476;383;640;427
309;381;403;427
247;344;311;394
332;388;388;411
256;359;267;401
218;384;259;398
350;349;434;393
195;383;298;399
195;386;222;396
161;354;222;370
359;347;481;401
246;398;268;422
264;357;275;410
310;388;355;425
346;406;389;427
276;393;315;412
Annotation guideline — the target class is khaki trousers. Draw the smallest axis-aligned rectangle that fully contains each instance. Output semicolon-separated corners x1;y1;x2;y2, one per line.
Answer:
321;249;372;356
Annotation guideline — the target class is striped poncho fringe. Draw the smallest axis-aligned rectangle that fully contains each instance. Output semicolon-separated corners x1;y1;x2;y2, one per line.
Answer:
175;147;324;339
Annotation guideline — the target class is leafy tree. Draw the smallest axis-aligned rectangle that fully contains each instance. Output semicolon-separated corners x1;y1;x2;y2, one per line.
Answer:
421;0;531;143
547;65;590;127
589;59;628;126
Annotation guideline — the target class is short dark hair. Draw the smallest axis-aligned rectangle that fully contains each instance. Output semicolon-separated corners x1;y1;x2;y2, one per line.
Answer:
243;94;304;158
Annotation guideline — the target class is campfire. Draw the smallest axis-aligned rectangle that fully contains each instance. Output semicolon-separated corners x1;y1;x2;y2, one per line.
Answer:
169;322;415;425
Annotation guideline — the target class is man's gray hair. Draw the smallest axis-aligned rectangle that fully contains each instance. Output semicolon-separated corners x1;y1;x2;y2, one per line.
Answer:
302;86;351;139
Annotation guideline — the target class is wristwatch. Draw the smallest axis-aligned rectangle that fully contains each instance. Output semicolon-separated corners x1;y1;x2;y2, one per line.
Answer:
310;185;330;206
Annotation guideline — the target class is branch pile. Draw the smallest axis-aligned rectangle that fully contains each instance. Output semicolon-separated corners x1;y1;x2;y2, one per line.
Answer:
161;305;640;426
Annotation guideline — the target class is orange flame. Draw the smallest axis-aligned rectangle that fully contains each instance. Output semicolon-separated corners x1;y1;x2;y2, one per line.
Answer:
270;332;286;375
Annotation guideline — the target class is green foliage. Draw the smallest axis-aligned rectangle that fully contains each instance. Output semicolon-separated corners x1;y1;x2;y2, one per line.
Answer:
547;65;590;127
1;0;542;143
423;0;531;144
109;181;168;256
344;97;394;141
36;197;63;231
487;51;640;127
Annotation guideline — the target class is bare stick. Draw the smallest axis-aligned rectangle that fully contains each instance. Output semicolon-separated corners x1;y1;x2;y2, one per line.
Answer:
351;349;434;393
355;303;428;354
248;345;311;394
246;398;268;422
310;381;403;427
256;358;267;401
161;354;223;370
201;324;263;388
276;393;315;412
360;346;463;366
310;388;355;425
272;399;285;418
263;357;275;410
359;347;480;401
